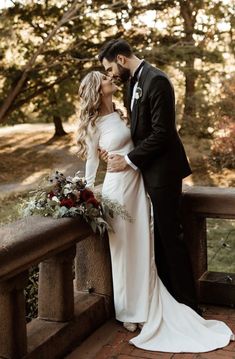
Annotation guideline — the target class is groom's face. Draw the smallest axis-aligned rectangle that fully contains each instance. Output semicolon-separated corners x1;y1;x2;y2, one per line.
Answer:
102;57;131;84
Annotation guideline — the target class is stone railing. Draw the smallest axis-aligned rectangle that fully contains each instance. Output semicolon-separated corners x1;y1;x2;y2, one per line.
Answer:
0;216;113;359
0;186;234;358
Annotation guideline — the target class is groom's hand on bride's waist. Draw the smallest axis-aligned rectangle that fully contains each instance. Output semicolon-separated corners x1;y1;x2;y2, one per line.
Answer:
98;148;129;172
107;154;128;172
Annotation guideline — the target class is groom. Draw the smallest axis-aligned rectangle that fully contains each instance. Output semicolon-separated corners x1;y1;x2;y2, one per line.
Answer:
98;39;200;314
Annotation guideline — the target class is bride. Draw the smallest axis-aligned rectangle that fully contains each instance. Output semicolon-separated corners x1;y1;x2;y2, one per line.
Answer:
77;70;234;352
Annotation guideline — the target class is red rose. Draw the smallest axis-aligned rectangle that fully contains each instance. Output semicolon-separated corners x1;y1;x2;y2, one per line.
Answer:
80;189;94;202
86;197;100;209
48;191;55;199
60;198;75;208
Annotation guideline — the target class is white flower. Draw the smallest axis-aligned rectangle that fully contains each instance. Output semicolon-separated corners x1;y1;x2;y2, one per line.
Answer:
63;183;73;195
66;176;73;183
72;176;81;183
135;87;142;100
51;196;60;202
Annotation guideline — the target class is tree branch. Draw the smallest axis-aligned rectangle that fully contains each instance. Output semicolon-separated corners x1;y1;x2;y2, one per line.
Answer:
0;0;83;123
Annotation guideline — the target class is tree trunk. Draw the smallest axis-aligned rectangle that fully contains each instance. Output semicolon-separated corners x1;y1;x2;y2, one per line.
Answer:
53;115;67;137
180;57;197;134
179;0;198;135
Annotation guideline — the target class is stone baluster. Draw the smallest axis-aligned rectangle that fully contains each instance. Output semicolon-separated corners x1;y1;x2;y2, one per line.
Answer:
75;233;114;316
38;246;76;322
0;271;28;359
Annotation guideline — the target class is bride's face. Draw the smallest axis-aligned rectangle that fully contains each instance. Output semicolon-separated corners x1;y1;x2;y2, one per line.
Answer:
100;74;117;97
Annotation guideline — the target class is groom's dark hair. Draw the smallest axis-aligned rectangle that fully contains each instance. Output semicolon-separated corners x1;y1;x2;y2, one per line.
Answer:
98;39;133;62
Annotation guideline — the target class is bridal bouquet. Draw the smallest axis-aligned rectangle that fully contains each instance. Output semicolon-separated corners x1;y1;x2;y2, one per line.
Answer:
22;170;131;236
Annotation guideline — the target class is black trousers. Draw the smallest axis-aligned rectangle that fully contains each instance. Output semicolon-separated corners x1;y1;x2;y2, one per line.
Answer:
146;180;198;311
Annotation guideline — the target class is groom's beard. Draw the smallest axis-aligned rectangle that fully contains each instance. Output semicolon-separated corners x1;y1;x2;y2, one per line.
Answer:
116;63;131;83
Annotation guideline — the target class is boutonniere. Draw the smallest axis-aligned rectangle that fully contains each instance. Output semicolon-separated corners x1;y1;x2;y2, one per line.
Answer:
134;87;142;100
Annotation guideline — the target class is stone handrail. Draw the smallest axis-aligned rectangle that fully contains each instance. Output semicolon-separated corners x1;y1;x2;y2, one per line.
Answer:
0;216;91;280
182;185;235;307
182;185;235;217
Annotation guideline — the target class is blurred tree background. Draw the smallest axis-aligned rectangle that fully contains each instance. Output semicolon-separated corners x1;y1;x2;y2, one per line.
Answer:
0;0;234;185
0;0;234;137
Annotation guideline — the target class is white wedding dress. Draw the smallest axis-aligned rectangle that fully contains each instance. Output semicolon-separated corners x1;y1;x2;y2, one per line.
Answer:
84;111;234;352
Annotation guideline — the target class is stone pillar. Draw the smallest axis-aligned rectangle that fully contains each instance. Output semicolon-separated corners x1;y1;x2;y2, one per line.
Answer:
182;205;207;299
0;271;28;359
75;233;113;316
38;246;76;322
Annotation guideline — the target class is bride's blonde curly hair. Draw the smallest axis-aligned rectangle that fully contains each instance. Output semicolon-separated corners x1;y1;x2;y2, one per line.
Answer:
77;71;128;160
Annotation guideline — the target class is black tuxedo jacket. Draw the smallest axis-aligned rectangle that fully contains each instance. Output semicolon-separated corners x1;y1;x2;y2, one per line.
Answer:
127;62;192;188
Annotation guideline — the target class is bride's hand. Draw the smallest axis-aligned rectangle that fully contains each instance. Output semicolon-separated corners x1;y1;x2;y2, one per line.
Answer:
98;148;109;162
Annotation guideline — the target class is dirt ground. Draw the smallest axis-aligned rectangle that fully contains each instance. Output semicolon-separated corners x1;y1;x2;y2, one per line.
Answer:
0;123;84;195
0;123;234;194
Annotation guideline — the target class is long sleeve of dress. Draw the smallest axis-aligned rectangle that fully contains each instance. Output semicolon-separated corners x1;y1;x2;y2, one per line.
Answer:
85;128;100;189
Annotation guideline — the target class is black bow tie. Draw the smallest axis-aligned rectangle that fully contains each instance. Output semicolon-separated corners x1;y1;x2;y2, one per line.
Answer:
130;61;145;95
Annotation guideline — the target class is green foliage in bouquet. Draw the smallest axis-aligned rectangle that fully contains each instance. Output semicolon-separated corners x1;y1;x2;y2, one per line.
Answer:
21;170;132;236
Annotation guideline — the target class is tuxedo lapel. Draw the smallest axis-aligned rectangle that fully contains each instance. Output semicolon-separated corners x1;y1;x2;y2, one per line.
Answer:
126;82;131;116
131;62;151;136
131;98;138;136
